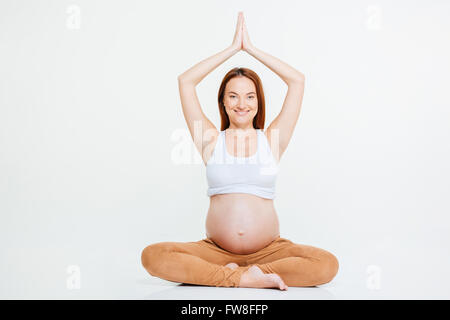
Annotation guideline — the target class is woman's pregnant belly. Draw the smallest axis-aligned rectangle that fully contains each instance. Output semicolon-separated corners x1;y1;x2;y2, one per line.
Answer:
205;193;280;255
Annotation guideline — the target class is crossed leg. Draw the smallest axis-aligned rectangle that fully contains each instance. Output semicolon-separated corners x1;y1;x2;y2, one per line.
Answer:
141;237;339;289
141;239;253;287
244;238;339;287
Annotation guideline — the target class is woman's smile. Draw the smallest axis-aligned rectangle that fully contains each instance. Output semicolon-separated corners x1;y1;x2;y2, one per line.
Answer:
235;110;250;116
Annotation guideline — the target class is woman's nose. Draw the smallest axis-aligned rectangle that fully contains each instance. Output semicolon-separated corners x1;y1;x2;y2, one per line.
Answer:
237;100;248;108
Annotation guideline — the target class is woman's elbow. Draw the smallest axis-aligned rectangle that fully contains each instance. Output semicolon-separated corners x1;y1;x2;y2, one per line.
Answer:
295;72;305;82
177;74;196;86
287;73;305;86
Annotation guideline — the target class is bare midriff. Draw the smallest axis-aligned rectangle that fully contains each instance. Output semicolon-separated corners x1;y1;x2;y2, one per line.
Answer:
205;193;280;255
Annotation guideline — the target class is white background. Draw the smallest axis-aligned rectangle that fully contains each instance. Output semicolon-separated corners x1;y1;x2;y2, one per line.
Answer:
1;0;449;299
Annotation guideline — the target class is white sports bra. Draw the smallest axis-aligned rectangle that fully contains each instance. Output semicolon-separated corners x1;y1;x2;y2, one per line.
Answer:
205;129;279;199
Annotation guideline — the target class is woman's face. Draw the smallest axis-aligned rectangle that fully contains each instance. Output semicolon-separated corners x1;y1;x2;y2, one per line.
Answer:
223;76;258;127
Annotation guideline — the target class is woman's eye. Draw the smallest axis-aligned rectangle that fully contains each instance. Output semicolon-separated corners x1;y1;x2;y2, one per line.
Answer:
229;95;254;99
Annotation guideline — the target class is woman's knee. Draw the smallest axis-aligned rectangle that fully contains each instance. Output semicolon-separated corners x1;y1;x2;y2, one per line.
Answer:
315;251;339;285
141;242;173;276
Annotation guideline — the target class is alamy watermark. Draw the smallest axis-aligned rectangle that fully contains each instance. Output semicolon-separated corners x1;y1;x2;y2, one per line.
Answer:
170;120;280;173
66;265;81;289
66;5;81;30
366;264;382;290
366;5;382;30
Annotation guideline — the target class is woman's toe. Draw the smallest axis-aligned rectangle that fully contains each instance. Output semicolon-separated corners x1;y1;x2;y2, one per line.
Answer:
225;263;239;269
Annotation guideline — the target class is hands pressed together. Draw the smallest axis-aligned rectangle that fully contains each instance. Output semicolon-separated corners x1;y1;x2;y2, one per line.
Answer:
232;12;254;53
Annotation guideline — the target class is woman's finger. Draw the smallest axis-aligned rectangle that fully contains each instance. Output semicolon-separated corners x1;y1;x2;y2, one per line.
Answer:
232;12;244;50
241;14;253;51
235;13;242;34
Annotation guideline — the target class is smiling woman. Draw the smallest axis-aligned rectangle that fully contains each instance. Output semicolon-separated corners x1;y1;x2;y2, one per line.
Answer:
217;68;265;132
230;90;255;116
141;12;338;290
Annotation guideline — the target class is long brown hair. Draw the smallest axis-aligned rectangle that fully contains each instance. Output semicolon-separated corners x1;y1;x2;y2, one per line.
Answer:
218;67;266;131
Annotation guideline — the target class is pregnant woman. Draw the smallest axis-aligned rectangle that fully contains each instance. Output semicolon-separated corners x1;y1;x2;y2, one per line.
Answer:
141;12;339;290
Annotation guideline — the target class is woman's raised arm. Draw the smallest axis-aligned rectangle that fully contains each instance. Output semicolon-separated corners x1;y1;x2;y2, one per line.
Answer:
177;12;243;165
178;46;237;86
242;14;304;85
177;12;243;85
241;14;305;162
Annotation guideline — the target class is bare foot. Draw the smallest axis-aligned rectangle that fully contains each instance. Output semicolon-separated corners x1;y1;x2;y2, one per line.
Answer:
239;265;288;290
225;262;239;270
